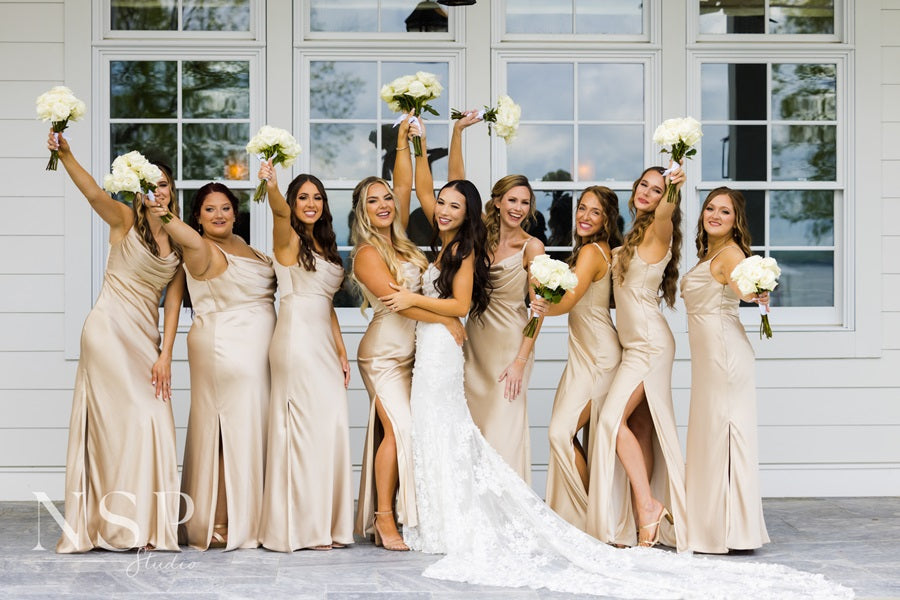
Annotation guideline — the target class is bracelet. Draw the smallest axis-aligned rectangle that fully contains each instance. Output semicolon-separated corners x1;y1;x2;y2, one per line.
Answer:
514;355;528;362
396;145;409;151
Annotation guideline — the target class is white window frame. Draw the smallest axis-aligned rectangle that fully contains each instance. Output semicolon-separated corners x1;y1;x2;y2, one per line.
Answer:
689;0;848;43
297;0;461;43
98;0;264;42
496;0;653;43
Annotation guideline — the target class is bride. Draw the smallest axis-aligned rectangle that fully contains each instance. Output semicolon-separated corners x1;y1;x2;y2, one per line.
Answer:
378;125;852;599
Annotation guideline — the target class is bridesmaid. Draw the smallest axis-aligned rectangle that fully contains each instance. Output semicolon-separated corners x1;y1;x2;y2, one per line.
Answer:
586;165;688;551
49;132;185;553
148;183;276;550
353;117;464;551
681;187;770;553
452;112;545;482
257;164;354;552
531;187;623;530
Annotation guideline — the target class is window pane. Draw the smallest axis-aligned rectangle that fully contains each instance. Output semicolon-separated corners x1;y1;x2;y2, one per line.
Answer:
534;188;578;253
770;190;833;246
395;0;449;33
311;123;378;180
111;0;177;30
701;124;767;181
508;125;574;181
508;63;574;120
772;125;836;181
183;0;250;31
701;63;767;121
770;0;834;34
579;63;643;121
111;123;178;174
182;61;250;119
311;61;376;120
334;252;362;307
382;62;450;117
575;0;642;34
770;250;833;306
183;123;250;181
698;0;764;34
578;125;643;182
329;189;354;247
310;0;377;32
111;61;177;119
506;0;572;34
772;63;836;121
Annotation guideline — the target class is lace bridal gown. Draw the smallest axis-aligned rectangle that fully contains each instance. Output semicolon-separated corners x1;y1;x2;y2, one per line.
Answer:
403;265;852;599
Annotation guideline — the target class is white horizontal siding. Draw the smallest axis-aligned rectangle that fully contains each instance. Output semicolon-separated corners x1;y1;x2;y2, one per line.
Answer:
0;3;64;43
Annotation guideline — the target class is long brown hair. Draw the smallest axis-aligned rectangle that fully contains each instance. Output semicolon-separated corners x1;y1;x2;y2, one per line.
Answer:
567;186;623;268
484;174;535;254
613;166;682;308
284;173;342;270
694;186;752;259
133;162;182;261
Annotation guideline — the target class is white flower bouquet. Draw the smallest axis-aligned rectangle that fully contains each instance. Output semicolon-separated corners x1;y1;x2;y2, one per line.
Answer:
524;254;578;338
730;255;781;339
652;116;702;203
380;71;443;156
247;125;301;202
452;95;522;144
36;86;86;171
103;151;169;223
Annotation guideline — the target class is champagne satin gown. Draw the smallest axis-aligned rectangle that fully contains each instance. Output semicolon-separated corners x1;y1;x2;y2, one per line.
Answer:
354;261;422;538
681;254;770;553
545;245;621;530
179;245;276;550
586;249;687;552
464;243;533;482
58;226;181;553
260;257;354;551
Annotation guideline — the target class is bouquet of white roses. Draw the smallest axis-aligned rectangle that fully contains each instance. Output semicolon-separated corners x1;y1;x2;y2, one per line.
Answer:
380;71;443;156
652;116;702;203
36;86;86;171
730;255;781;339
524;254;578;338
452;95;522;144
103;151;169;223
247;125;302;202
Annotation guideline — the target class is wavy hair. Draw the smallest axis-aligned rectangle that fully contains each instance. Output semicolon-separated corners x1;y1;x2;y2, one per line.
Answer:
567;186;623;268
187;182;241;236
349;176;427;310
133;162;182;261
694;186;752;259
484;175;536;254
613;167;683;308
431;180;492;321
284;173;342;270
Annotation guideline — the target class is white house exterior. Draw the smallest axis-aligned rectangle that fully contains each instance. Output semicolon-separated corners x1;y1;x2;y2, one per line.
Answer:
1;0;898;501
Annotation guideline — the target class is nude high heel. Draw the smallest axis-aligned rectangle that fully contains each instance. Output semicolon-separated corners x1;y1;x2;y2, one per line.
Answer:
638;507;674;548
373;510;409;551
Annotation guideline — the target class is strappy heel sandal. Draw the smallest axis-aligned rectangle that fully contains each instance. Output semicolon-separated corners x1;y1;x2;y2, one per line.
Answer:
373;510;409;551
638;507;673;548
209;523;228;549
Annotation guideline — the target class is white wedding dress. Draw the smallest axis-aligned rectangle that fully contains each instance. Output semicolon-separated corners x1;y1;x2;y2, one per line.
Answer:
403;265;853;599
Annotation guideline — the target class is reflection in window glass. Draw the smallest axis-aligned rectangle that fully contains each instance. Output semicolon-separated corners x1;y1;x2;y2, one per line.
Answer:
111;61;177;119
698;0;834;35
310;61;376;120
311;123;379;181
698;0;764;34
310;0;448;33
700;124;767;182
328;190;355;247
506;0;571;34
183;0;250;31
111;0;250;32
574;0;642;34
183;61;250;119
578;63;643;121
772;63;836;121
770;0;834;34
770;190;834;246
111;0;177;30
507;125;574;181
334;251;362;308
111;123;178;173
183;123;250;181
701;63;766;121
506;0;643;34
508;63;574;120
578;125;643;181
770;250;834;307
772;125;836;181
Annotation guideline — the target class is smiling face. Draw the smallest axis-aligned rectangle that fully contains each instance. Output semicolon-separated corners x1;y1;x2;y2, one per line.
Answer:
494;185;532;230
575;191;606;239
293;181;323;228
152;172;173;209
364;181;395;233
702;193;736;239
197;191;236;237
632;169;666;214
435;187;467;234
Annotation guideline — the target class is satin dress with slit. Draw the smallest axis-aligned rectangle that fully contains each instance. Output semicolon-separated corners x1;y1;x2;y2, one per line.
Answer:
179;244;276;550
260;256;354;551
464;242;533;482
354;261;422;538
58;226;181;553
586;248;688;551
545;244;621;530
681;253;770;553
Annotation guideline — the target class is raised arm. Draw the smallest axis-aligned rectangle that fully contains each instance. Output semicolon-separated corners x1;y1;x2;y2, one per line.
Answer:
145;199;221;280
49;130;132;237
379;252;474;318
392;116;413;229
258;160;296;266
449;110;480;181
412;118;437;223
648;163;686;248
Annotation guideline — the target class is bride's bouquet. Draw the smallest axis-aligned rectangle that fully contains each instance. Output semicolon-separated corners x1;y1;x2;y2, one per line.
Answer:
452;95;522;144
652;116;702;203
524;254;578;338
380;71;443;156
36;86;86;171
103;151;169;223
247;125;302;203
731;255;781;339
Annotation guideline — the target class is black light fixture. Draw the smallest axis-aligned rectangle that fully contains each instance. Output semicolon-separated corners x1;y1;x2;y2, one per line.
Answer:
405;1;449;32
437;0;476;5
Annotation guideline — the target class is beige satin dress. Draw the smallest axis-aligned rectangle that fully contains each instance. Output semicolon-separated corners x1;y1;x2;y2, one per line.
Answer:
179;244;276;550
586;249;687;552
260;257;354;551
354;261;422;538
58;226;181;553
464;243;533;482
681;254;770;553
545;245;621;530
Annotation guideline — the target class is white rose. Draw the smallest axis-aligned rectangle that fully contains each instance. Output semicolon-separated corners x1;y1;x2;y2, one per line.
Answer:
677;117;703;146
380;83;396;103
758;271;778;291
652;119;679;146
561;270;578;291
140;163;163;184
406;80;427;98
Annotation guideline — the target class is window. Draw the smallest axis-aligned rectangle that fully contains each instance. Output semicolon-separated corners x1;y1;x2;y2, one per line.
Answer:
105;0;258;38
303;0;456;39
695;0;839;40
501;0;648;39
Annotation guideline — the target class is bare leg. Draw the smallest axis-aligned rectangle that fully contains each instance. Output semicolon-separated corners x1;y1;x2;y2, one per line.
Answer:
628;400;655;490
372;397;408;551
574;402;592;491
211;435;228;548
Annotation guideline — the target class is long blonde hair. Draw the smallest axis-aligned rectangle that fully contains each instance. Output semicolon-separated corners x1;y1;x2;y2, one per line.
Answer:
134;163;182;261
694;187;752;259
612;167;682;308
484;175;536;254
349;176;427;310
